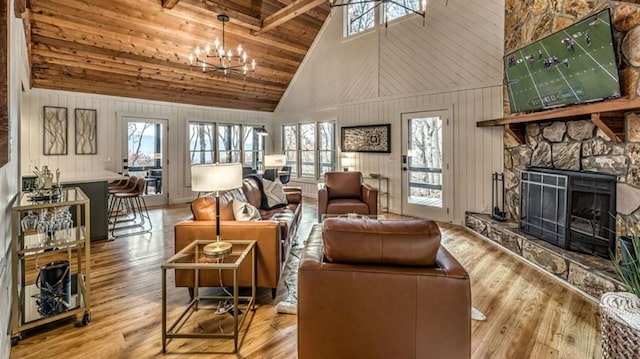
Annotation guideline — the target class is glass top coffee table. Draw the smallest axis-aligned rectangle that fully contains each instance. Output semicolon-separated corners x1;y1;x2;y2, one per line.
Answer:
161;239;256;354
321;213;385;221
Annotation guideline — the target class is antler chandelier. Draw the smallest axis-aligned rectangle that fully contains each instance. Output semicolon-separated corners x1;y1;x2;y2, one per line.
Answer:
188;14;256;77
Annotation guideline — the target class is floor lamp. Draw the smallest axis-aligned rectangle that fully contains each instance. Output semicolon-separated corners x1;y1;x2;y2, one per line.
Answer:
191;163;243;256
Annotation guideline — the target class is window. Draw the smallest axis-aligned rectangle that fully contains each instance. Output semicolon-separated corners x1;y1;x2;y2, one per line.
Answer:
347;2;375;36
189;123;263;168
318;122;335;177
189;122;216;165
384;0;421;22
217;124;241;163
300;123;316;178
283;125;298;177
282;121;336;179
344;0;423;37
243;126;265;169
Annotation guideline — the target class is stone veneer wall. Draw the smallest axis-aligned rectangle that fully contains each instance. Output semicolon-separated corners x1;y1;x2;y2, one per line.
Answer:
503;1;640;236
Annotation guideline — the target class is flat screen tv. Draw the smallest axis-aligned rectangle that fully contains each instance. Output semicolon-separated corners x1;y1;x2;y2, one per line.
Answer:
504;8;621;113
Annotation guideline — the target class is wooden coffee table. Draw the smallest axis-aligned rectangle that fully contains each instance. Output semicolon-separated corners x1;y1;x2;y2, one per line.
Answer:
161;239;256;354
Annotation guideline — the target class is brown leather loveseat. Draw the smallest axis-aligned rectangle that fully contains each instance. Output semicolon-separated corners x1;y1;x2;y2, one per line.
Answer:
298;218;471;359
174;175;302;297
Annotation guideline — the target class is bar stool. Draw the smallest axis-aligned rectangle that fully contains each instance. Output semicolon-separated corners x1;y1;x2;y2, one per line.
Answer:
108;176;137;217
109;177;152;239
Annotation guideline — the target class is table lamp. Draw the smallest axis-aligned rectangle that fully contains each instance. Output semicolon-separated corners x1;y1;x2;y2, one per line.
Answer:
191;163;243;256
341;154;355;172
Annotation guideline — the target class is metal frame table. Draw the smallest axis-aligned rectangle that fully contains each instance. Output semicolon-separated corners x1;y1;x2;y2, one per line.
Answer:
161;239;256;354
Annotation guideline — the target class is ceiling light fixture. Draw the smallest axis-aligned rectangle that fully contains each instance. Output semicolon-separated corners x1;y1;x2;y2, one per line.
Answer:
188;14;256;77
329;0;428;29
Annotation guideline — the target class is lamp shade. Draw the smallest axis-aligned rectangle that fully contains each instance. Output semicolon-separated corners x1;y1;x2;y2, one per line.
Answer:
264;154;287;167
341;156;355;168
191;163;243;192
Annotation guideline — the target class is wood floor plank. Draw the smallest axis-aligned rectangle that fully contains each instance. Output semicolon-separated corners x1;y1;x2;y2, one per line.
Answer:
10;201;601;358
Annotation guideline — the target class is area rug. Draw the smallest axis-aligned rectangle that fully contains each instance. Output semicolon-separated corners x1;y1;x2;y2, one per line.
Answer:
273;223;487;321
273;231;305;314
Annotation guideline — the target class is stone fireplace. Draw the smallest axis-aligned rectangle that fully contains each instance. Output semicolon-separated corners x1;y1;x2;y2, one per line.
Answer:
464;1;640;300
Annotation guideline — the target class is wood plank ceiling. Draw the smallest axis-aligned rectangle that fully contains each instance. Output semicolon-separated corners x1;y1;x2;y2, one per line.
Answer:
21;0;330;112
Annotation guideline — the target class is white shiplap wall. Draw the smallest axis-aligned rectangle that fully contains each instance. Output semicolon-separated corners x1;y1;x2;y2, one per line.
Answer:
274;0;505;224
21;89;273;203
1;2;28;355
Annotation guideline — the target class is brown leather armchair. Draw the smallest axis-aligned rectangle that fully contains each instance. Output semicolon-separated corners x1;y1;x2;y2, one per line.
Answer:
298;218;471;359
317;171;378;221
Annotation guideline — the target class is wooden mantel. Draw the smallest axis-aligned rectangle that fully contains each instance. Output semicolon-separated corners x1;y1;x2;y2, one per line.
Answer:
477;96;640;143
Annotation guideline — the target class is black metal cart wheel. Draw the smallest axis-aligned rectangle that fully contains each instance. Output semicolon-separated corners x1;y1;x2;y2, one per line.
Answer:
81;312;91;326
11;335;20;346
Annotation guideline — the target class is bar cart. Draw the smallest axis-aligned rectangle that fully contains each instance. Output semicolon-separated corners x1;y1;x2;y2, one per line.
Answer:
10;187;92;345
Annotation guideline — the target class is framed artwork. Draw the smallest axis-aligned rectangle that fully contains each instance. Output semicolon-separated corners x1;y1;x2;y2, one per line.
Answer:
75;109;97;155
341;124;391;153
43;106;68;155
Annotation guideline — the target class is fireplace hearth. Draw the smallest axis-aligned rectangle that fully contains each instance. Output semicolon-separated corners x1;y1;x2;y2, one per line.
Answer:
520;168;616;259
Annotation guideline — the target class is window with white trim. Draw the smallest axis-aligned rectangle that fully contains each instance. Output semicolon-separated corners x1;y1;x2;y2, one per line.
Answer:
282;121;336;179
189;122;216;165
188;123;264;167
218;124;241;163
347;2;375;36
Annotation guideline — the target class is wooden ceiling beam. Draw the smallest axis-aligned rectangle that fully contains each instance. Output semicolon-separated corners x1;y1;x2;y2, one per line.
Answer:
255;0;326;35
274;0;329;22
161;0;181;9
181;0;262;31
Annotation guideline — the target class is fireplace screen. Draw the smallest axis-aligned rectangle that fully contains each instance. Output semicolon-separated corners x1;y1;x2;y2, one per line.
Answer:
520;168;616;259
520;171;567;247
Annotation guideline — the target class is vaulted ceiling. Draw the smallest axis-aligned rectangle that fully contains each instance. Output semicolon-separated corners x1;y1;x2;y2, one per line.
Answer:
19;0;330;112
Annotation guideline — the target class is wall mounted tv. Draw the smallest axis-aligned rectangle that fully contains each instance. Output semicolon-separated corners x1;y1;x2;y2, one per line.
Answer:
504;8;621;114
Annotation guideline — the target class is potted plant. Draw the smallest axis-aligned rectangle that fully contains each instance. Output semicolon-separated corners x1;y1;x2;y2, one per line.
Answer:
600;228;640;358
617;233;640;294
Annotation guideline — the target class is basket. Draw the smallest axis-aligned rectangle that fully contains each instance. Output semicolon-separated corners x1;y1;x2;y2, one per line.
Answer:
600;292;640;359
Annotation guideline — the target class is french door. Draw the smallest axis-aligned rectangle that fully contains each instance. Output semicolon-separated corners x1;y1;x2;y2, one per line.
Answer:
401;110;453;222
122;117;168;207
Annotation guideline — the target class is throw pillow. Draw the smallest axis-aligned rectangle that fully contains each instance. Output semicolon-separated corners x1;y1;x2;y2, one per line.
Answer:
232;199;261;221
262;178;288;209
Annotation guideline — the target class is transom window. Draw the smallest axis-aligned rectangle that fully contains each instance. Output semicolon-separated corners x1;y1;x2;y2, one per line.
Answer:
283;121;336;179
344;0;423;37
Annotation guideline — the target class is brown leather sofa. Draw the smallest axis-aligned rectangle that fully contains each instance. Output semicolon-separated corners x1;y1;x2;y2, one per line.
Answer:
174;175;302;297
317;171;378;221
298;218;471;359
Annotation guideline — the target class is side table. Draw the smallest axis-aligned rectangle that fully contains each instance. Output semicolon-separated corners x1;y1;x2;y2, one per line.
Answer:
364;176;389;212
161;239;256;354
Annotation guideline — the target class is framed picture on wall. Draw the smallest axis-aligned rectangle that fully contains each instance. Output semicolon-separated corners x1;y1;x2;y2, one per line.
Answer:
43;106;68;155
341;124;391;153
75;109;97;155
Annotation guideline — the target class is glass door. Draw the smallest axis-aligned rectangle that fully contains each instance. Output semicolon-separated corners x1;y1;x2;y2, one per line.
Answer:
123;117;168;207
401;110;453;222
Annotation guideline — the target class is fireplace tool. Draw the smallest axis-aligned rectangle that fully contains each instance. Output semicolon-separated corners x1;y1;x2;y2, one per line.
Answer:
492;172;507;221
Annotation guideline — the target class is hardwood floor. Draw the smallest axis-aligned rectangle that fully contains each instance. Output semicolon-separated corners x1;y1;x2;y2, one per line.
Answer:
10;200;602;358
